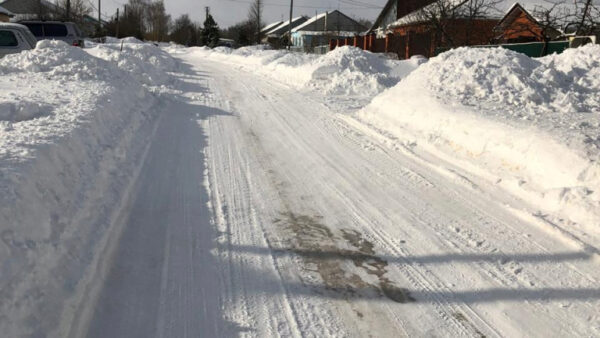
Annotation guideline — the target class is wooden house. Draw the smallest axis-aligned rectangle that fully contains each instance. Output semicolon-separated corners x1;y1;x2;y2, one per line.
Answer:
367;0;499;56
493;3;561;43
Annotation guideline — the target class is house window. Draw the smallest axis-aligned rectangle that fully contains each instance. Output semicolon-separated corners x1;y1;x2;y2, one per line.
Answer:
0;30;18;47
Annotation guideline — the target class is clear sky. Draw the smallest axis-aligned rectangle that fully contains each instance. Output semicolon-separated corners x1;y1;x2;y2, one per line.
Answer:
97;0;389;28
96;0;549;29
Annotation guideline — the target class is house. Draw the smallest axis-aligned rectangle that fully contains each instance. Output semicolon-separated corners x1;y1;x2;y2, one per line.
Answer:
365;0;499;56
369;0;435;36
493;3;561;43
290;10;366;49
0;5;13;22
0;0;60;21
261;16;308;48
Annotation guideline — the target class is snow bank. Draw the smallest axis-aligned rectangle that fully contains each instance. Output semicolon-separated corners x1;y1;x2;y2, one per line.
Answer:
87;39;178;88
193;46;423;96
359;46;600;228
0;39;176;336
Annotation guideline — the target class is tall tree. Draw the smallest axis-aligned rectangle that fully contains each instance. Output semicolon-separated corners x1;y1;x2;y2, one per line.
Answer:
56;0;91;26
247;0;263;44
221;20;254;46
145;0;171;41
201;14;220;47
170;14;196;46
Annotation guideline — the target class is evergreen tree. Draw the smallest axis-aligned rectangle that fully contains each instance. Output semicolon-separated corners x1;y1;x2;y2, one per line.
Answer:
201;14;220;47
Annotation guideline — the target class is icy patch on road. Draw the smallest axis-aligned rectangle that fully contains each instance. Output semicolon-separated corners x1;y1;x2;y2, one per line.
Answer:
359;45;600;229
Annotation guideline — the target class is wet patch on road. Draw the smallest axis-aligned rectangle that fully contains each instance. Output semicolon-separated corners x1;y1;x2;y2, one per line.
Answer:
274;212;414;303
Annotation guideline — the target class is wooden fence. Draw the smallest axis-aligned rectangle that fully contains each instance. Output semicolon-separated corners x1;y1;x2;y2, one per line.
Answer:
329;33;433;59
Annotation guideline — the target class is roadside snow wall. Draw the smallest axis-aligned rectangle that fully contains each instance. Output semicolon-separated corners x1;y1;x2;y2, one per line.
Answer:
359;46;600;228
0;40;177;337
185;45;423;96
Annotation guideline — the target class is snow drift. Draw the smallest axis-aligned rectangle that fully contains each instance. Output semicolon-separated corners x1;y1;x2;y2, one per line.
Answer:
190;45;424;96
0;39;177;337
359;46;600;228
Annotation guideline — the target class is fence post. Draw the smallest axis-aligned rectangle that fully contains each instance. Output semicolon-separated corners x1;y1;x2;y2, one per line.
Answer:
344;37;349;46
385;33;392;53
405;31;411;59
353;36;358;47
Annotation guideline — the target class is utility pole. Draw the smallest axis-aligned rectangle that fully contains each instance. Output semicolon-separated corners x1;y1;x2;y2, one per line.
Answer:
98;0;102;34
288;0;293;49
257;0;262;44
116;8;119;38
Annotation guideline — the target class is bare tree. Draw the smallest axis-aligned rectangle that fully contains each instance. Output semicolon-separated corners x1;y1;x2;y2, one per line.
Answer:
569;0;600;35
247;0;263;44
56;0;91;25
145;0;171;41
459;0;503;45
417;0;500;49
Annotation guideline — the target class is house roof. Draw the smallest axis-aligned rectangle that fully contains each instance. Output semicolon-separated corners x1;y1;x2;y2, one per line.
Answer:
369;0;397;33
495;3;535;30
0;4;13;16
265;16;307;36
0;0;59;14
292;10;366;33
493;2;562;37
261;20;283;33
292;12;328;32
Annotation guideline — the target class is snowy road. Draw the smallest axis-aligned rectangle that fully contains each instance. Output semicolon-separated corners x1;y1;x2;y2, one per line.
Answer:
85;50;600;337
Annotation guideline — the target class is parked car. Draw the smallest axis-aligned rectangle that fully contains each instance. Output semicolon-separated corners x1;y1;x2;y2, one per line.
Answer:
19;21;85;47
0;23;37;57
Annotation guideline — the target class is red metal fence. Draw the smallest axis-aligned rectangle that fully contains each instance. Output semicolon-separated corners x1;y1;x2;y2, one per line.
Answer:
330;33;432;59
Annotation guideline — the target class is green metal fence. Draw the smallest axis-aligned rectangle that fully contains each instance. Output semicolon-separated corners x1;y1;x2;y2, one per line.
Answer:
435;41;570;57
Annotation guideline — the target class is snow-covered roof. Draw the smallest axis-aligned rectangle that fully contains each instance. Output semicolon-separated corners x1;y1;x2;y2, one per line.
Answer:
265;16;306;36
261;20;282;33
0;5;14;16
292;12;328;32
291;30;358;37
389;0;502;28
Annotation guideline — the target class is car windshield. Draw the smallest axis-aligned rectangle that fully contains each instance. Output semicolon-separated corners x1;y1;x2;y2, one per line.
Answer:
43;24;68;37
0;30;18;47
23;23;43;37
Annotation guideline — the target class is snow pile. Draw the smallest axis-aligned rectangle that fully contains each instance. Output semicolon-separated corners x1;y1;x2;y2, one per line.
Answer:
87;39;178;88
359;45;600;228
0;39;174;336
195;46;423;96
415;46;600;115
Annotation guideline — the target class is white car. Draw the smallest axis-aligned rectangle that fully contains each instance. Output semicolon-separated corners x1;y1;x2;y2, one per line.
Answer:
0;23;37;57
19;21;85;48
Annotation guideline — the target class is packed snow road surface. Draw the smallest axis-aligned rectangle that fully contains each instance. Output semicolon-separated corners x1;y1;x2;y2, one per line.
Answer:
82;49;600;337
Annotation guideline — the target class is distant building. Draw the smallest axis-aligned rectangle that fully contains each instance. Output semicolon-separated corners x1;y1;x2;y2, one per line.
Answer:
0;5;13;22
290;10;366;49
0;0;60;21
366;0;499;57
262;16;308;48
493;3;561;43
